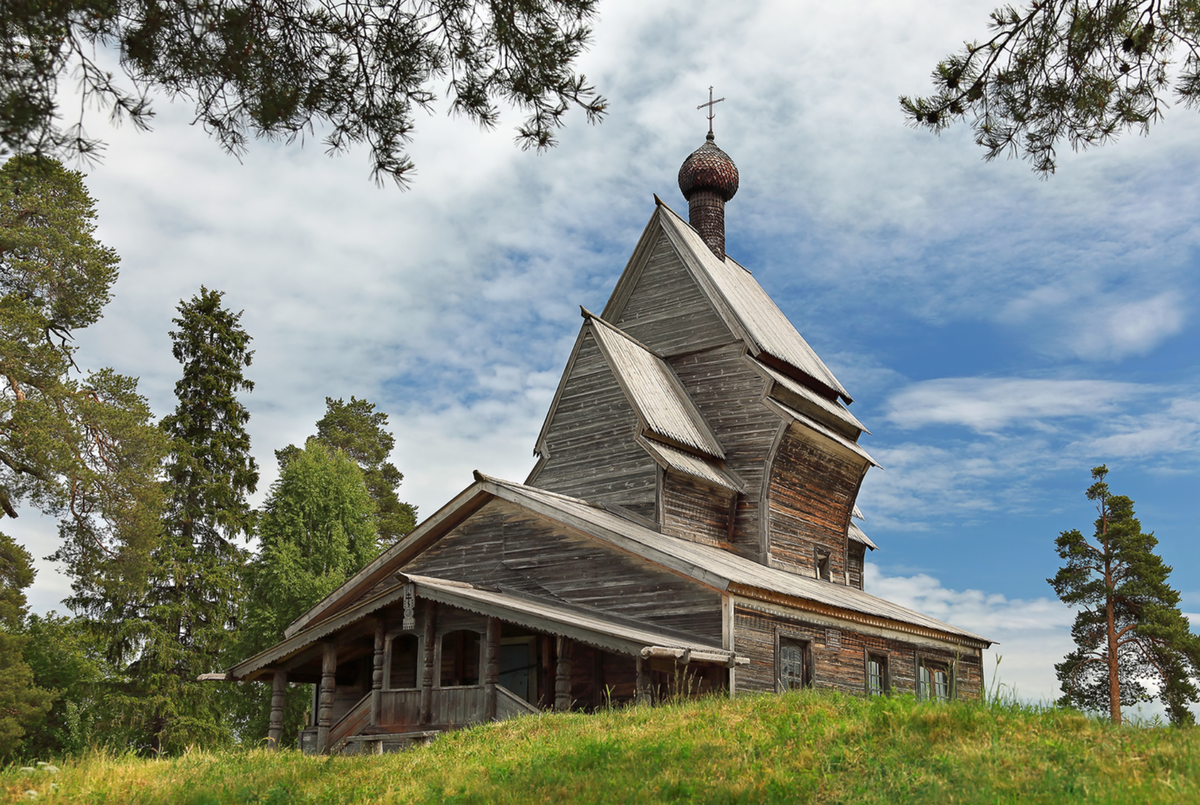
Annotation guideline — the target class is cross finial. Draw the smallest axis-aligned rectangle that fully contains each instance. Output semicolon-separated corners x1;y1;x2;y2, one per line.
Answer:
697;86;725;139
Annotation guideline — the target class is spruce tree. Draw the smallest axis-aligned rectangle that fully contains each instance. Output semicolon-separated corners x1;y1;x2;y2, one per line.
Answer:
129;287;258;752
1050;466;1200;725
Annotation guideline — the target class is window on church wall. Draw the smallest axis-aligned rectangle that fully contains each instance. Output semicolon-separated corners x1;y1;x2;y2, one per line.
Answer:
777;637;812;692
918;659;952;701
815;549;832;582
440;630;481;687
389;634;420;689
866;653;889;697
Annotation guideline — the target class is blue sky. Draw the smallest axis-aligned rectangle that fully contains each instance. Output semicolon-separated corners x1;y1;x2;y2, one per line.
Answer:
8;0;1198;714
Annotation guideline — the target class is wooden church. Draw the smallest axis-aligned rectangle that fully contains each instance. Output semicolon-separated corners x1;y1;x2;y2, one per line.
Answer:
222;130;992;754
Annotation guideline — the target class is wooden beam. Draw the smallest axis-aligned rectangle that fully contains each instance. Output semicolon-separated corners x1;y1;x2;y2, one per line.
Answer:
636;656;651;706
316;643;337;754
484;617;500;720
555;636;572;712
420;600;436;724
268;671;287;750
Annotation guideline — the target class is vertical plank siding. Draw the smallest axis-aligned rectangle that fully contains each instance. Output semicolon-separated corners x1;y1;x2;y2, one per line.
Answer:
766;425;862;578
532;332;659;511
404;499;723;640
733;605;982;699
847;543;866;590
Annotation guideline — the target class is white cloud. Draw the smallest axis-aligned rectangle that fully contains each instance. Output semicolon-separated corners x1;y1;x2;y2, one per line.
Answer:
884;378;1143;431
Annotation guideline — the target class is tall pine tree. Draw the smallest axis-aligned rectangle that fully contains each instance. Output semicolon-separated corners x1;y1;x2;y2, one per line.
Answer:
129;288;258;752
1050;466;1200;725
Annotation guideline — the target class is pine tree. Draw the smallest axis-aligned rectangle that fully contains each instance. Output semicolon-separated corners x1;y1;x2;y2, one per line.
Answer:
126;287;259;753
278;396;416;546
232;439;379;745
0;533;54;759
1050;466;1200;725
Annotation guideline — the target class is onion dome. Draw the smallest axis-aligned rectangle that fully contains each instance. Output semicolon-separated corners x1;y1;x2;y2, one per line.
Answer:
677;132;739;202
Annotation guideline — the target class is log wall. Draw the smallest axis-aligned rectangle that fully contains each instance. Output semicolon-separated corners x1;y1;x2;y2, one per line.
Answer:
766;425;863;579
661;472;733;547
733;605;982;700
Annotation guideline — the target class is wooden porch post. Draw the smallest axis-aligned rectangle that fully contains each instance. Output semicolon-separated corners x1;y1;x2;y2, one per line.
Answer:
317;643;337;753
268;670;287;749
636;656;651;706
420;600;436;724
484;617;500;720
371;618;385;728
555;636;572;712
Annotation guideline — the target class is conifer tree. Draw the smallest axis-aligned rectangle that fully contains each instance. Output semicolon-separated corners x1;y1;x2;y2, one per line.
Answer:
126;288;258;752
233;439;379;745
278;396;416;546
0;533;54;759
1050;466;1200;725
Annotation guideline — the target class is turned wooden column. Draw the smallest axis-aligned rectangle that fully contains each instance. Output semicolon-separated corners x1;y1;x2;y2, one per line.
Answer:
555;636;572;712
317;643;337;753
636;656;651;706
484;617;500;720
268;670;287;749
420;600;436;724
371;618;385;728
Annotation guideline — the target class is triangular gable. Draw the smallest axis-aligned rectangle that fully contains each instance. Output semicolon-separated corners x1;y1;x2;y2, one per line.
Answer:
648;201;852;403
586;312;724;458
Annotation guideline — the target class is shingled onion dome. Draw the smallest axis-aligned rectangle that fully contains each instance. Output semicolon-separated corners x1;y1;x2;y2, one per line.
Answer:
678;132;739;261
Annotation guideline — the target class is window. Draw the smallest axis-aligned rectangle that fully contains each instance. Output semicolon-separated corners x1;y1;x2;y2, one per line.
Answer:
440;630;481;686
918;660;951;701
866;653;888;697
815;549;831;582
388;634;420;689
778;638;811;691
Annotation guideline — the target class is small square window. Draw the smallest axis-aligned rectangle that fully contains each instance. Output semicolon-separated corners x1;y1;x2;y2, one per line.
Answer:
866;653;888;696
815;549;831;582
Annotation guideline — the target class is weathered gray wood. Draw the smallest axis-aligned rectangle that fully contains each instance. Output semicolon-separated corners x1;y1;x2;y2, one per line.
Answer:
636;656;651;705
484;617;500;720
268;670;287;749
317;643;337;753
420;601;435;724
555;636;572;712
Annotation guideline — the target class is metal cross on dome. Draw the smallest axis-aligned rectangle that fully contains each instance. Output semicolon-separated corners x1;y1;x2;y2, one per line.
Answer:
697;86;725;137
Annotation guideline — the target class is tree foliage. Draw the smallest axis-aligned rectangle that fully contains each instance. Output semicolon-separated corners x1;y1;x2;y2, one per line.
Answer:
234;438;380;745
2;0;607;185
279;396;416;546
1049;465;1200;725
902;1;1200;174
1;156;166;578
0;532;54;760
98;287;259;754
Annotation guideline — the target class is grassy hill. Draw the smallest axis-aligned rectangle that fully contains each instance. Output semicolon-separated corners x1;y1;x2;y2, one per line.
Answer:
4;691;1197;804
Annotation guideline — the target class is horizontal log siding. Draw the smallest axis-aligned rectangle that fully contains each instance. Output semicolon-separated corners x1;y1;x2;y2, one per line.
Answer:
766;425;861;579
733;605;983;700
403;499;723;640
532;332;658;511
670;345;780;560
661;471;733;547
612;231;733;357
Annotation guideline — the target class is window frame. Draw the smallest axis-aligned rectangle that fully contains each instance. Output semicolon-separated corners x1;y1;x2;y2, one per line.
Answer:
915;654;955;701
814;548;832;582
865;652;889;697
774;629;814;693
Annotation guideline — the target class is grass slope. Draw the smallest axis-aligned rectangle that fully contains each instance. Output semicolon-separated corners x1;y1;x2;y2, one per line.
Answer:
4;692;1197;804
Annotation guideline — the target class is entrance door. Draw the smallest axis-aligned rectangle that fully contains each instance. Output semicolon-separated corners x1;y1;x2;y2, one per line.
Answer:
499;638;537;702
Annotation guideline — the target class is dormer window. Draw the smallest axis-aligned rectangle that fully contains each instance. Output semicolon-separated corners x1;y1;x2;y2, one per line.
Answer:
815;549;831;582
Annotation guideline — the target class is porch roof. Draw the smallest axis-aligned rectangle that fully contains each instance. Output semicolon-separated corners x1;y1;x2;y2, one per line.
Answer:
226;572;740;682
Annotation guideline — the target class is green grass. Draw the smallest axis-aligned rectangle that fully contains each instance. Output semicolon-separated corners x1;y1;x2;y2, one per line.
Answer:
4;692;1197;804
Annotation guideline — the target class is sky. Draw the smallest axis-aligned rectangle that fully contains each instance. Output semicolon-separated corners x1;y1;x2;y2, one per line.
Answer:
7;0;1199;717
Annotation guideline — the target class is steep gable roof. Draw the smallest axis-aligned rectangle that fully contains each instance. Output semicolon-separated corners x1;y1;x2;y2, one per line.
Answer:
604;202;852;403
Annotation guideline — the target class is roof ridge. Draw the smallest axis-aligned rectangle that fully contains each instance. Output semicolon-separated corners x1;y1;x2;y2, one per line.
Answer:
579;306;664;358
